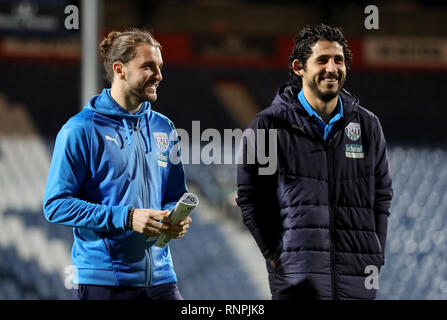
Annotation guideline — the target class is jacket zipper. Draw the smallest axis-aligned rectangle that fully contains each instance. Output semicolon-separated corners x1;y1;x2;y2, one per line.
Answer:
134;122;150;208
134;121;152;287
148;244;152;286
326;139;337;300
308;108;358;299
374;233;382;252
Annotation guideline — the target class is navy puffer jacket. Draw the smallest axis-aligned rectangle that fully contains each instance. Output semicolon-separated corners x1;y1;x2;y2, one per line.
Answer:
236;83;393;300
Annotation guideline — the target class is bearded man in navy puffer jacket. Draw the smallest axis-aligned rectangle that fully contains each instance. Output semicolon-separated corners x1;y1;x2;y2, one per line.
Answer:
236;24;393;300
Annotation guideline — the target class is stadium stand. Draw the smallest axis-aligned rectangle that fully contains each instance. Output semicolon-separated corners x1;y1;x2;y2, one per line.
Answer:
0;135;73;300
377;146;447;299
1;129;447;299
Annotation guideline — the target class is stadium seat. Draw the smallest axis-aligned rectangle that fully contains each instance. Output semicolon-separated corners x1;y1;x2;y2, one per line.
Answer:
1;135;447;299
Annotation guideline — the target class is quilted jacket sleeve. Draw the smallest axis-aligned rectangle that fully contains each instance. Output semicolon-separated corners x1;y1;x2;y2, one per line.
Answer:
373;116;393;263
236;115;281;259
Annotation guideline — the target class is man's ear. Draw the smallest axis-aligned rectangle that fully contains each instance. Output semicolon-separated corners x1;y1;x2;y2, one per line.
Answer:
292;59;304;77
112;61;126;80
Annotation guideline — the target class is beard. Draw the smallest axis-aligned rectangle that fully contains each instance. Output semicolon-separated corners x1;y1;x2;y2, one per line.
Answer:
127;82;157;104
129;87;157;103
307;72;346;102
128;87;146;104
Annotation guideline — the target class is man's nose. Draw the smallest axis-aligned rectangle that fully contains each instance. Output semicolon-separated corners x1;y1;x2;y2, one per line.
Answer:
155;68;163;81
325;59;337;73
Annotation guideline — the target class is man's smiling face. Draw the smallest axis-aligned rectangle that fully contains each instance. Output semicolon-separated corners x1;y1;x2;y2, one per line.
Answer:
296;40;347;102
124;44;163;104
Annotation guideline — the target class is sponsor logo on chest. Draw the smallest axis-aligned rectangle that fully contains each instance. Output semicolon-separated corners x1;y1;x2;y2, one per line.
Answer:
157;151;168;167
153;132;169;167
345;144;364;159
344;122;364;159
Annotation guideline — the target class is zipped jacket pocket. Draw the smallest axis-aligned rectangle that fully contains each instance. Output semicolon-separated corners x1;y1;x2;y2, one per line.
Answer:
374;233;382;253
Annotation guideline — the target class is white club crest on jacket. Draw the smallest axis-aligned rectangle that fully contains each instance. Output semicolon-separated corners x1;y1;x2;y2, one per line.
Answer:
345;122;361;141
153;132;169;151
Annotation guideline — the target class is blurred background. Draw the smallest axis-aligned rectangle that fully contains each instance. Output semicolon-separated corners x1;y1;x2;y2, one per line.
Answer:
0;0;446;299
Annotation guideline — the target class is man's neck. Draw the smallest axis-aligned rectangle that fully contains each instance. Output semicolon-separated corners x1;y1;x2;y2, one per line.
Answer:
110;85;142;114
302;86;338;124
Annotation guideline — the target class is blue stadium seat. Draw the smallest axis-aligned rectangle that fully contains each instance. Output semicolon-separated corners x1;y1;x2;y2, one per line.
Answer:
2;138;447;299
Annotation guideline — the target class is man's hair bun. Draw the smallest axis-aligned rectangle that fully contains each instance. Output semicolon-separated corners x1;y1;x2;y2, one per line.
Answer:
99;31;121;58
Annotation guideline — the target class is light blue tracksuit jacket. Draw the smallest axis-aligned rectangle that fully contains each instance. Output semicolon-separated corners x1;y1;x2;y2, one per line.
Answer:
43;88;187;287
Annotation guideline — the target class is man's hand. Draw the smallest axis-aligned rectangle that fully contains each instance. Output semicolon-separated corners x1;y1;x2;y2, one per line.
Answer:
131;209;192;238
131;209;170;237
267;254;276;268
163;216;192;239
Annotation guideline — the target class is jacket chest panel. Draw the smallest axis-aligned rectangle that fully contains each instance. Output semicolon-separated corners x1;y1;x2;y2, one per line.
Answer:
332;135;373;179
277;121;375;180
277;128;328;179
330;127;375;209
89;126;163;186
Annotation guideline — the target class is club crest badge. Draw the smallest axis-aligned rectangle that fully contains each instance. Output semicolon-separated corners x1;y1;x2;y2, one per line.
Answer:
345;122;361;141
153;132;169;152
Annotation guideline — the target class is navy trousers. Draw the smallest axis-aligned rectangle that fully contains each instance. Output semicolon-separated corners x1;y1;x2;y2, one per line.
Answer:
72;283;183;300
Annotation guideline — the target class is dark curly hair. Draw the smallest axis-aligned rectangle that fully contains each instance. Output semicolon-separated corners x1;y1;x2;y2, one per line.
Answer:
288;24;352;85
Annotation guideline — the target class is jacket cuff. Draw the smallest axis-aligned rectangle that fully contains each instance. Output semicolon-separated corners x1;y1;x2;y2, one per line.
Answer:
112;205;133;231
